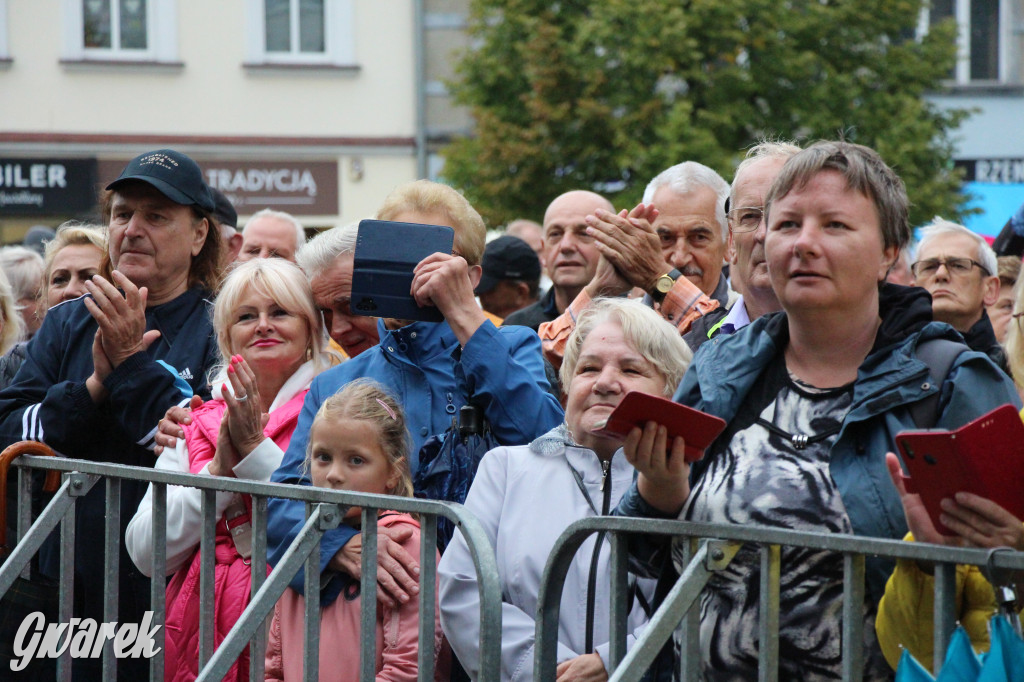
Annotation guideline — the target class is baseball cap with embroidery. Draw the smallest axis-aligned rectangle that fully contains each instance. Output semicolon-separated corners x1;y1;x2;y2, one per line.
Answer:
106;149;215;212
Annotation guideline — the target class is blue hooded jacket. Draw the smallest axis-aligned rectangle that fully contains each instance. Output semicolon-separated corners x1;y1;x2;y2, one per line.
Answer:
619;284;1021;602
267;316;564;603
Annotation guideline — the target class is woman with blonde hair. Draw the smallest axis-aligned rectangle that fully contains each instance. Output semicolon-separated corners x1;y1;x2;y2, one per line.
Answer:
40;221;107;306
0;269;22;358
440;298;691;680
0;222;106;388
0;245;44;339
126;258;335;681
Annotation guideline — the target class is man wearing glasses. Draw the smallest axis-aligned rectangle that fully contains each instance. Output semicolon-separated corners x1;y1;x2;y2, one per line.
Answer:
912;219;1009;373
683;141;802;349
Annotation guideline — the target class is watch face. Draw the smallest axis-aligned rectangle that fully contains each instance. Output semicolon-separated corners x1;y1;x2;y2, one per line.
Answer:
657;275;674;293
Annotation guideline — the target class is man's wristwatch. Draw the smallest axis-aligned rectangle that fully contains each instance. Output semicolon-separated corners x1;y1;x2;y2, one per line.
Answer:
651;269;682;303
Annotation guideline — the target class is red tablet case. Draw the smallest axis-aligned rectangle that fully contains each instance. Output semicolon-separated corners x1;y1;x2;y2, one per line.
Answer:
594;391;727;463
894;403;1024;535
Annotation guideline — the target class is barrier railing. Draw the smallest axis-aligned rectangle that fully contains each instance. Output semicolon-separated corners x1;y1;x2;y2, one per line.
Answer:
0;452;502;681
534;516;1024;682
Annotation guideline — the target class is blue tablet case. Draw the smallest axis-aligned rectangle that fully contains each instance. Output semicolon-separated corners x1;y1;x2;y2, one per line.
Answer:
350;219;455;323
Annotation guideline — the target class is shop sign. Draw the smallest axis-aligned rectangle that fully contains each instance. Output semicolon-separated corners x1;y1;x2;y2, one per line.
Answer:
0;158;98;216
955;158;1024;184
204;161;338;216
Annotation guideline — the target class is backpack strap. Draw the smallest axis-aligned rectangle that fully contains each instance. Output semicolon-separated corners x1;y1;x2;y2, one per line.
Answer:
910;338;967;429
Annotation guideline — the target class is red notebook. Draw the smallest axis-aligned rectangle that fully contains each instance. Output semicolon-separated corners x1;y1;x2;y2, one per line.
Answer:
594;391;727;463
894;403;1024;535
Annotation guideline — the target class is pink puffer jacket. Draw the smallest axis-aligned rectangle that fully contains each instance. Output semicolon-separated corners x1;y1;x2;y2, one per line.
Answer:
163;391;306;682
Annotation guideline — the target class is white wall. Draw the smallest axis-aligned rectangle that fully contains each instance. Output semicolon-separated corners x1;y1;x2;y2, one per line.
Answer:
929;94;1024;159
0;1;416;138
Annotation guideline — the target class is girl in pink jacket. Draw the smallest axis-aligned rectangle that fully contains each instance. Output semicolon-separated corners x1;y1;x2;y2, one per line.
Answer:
265;380;448;681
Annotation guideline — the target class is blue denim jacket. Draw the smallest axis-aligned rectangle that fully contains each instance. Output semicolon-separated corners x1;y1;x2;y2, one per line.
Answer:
618;295;1021;602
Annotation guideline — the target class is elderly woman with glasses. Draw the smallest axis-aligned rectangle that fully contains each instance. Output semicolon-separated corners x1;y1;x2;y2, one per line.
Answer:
621;141;1020;679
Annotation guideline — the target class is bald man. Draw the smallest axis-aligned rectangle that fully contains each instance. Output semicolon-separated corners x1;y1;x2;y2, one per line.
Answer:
503;190;613;330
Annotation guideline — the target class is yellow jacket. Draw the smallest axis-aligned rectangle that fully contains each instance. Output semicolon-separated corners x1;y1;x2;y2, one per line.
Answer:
875;532;1023;672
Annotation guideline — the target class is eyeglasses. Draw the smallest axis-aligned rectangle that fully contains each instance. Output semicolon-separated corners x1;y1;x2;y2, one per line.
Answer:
910;257;990;278
727;206;764;233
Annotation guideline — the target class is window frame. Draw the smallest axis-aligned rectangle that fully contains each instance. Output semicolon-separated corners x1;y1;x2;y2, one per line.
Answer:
245;0;355;67
62;0;178;63
918;0;1015;84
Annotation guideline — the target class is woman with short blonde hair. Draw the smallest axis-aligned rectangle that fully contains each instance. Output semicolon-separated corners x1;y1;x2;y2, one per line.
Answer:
441;298;691;680
127;258;334;680
40;221;106;307
376;179;487;266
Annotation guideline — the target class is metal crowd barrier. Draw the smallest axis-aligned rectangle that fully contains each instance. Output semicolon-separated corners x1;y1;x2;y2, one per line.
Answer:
534;516;1024;682
0;453;502;682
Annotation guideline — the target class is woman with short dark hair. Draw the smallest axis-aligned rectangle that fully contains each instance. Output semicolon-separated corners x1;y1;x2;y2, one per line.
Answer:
623;141;1021;679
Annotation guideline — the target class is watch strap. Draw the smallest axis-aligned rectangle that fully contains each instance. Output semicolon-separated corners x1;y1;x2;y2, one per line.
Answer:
651;269;683;303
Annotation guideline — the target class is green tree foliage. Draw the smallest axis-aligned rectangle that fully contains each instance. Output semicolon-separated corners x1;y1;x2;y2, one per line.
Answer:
442;0;969;229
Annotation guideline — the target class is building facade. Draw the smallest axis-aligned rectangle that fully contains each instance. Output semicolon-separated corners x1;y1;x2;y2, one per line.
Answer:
1;1;1019;243
421;0;472;180
922;0;1024;237
0;0;420;242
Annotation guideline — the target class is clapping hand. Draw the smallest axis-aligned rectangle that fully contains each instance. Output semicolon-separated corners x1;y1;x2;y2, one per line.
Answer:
153;395;205;455
83;271;161;368
208;356;268;476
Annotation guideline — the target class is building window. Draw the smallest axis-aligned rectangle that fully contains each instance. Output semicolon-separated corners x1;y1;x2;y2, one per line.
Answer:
265;0;324;54
83;0;149;51
922;0;1014;83
62;0;177;62
246;0;354;66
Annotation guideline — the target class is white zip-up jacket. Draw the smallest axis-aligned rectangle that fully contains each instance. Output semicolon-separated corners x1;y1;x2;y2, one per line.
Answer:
438;425;655;681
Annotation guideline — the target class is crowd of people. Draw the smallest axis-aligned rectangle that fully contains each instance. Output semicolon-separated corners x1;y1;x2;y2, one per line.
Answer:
0;139;1021;682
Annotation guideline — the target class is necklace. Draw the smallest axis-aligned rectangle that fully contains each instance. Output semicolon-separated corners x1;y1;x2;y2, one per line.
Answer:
754;418;841;450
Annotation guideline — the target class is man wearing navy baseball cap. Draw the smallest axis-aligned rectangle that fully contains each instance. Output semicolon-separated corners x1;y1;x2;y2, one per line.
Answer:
475;234;542;319
107;148;216;210
0;148;222;679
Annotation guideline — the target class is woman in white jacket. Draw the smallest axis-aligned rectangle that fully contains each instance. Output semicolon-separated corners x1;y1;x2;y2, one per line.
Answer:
438;298;692;681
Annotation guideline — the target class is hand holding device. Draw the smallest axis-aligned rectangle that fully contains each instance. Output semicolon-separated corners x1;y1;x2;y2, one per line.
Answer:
594;391;727;463
894;403;1024;535
351;220;455;323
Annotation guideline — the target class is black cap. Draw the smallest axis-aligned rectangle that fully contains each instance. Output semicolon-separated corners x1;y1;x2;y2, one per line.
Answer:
23;225;56;256
209;187;238;230
106;149;215;211
475;235;542;295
